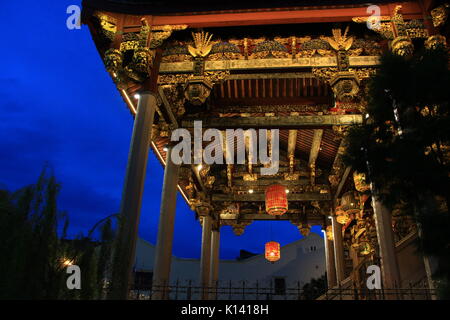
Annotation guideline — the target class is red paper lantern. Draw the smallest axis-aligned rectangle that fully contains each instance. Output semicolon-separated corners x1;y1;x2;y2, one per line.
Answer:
265;241;281;262
265;184;288;216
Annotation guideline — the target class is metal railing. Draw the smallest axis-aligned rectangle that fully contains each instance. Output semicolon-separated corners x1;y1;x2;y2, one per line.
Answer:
127;279;436;300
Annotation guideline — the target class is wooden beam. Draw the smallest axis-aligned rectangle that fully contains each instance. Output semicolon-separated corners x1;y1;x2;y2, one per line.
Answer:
308;129;324;166
308;129;324;185
334;166;352;201
220;213;324;222
159;56;380;73
158;87;179;129
287;129;297;173
212;192;331;202
182;114;363;129
233;179;326;187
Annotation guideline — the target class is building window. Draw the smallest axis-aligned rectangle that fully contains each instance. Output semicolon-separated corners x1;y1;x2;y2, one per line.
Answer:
274;277;286;295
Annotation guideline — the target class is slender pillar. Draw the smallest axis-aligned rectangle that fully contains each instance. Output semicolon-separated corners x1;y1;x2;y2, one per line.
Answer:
417;226;437;300
371;190;401;291
331;214;345;284
152;145;180;299
109;92;157;299
199;215;213;300
323;231;337;288
209;228;220;299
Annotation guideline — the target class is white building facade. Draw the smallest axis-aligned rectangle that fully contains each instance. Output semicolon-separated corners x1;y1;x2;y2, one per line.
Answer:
133;233;326;299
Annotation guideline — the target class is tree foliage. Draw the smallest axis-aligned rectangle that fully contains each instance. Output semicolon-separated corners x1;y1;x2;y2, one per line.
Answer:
342;45;450;298
302;274;327;300
0;166;116;299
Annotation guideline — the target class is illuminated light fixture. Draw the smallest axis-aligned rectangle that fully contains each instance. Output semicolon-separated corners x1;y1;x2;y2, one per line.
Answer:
265;184;288;216
197;164;203;170
62;258;73;267
248;189;254;194
285;189;290;194
365;113;370;119
265;241;281;263
134;93;140;99
328;216;332;219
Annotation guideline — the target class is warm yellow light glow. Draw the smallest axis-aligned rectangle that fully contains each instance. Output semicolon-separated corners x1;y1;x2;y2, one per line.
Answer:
121;90;137;115
285;189;289;194
62;259;73;266
248;189;254;194
197;164;203;170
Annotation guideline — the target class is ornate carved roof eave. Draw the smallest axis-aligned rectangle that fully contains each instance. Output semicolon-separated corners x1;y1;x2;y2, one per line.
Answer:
82;0;425;26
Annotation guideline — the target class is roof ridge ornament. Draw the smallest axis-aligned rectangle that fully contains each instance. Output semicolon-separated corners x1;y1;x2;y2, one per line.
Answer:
326;26;353;51
188;31;214;57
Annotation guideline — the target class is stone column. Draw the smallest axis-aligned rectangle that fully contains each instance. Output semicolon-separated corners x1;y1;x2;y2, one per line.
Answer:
109;92;157;299
151;145;180;299
371;188;401;291
209;227;220;299
323;231;337;288
199;215;213;300
331;214;345;284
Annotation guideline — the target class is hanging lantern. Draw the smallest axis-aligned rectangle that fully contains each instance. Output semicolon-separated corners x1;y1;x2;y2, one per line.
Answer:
265;184;288;216
265;241;281;262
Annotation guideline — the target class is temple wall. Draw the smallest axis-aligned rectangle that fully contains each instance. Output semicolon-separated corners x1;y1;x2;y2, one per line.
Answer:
134;233;326;295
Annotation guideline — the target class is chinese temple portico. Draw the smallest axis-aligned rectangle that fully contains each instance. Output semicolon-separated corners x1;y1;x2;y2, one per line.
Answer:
81;0;445;299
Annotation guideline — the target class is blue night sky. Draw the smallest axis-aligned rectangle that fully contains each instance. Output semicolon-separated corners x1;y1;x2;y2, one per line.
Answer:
0;1;322;260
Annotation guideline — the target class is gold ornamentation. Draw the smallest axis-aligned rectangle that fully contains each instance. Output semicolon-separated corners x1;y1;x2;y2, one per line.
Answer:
391;36;414;56
184;76;214;105
392;5;408;37
149;25;188;49
204;70;230;83
205;176;216;189
425;35;447;50
330;72;360;102
326;225;333;241
189;197;213;216
326;27;354;51
431;4;450;27
353;171;370;192
199;164;210;178
159;74;191;85
283;173;300;181
95;13;117;40
104;49;123;75
124;47;155;81
188;31;213;57
299;224;311;237
243;173;258;181
160;84;186;117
